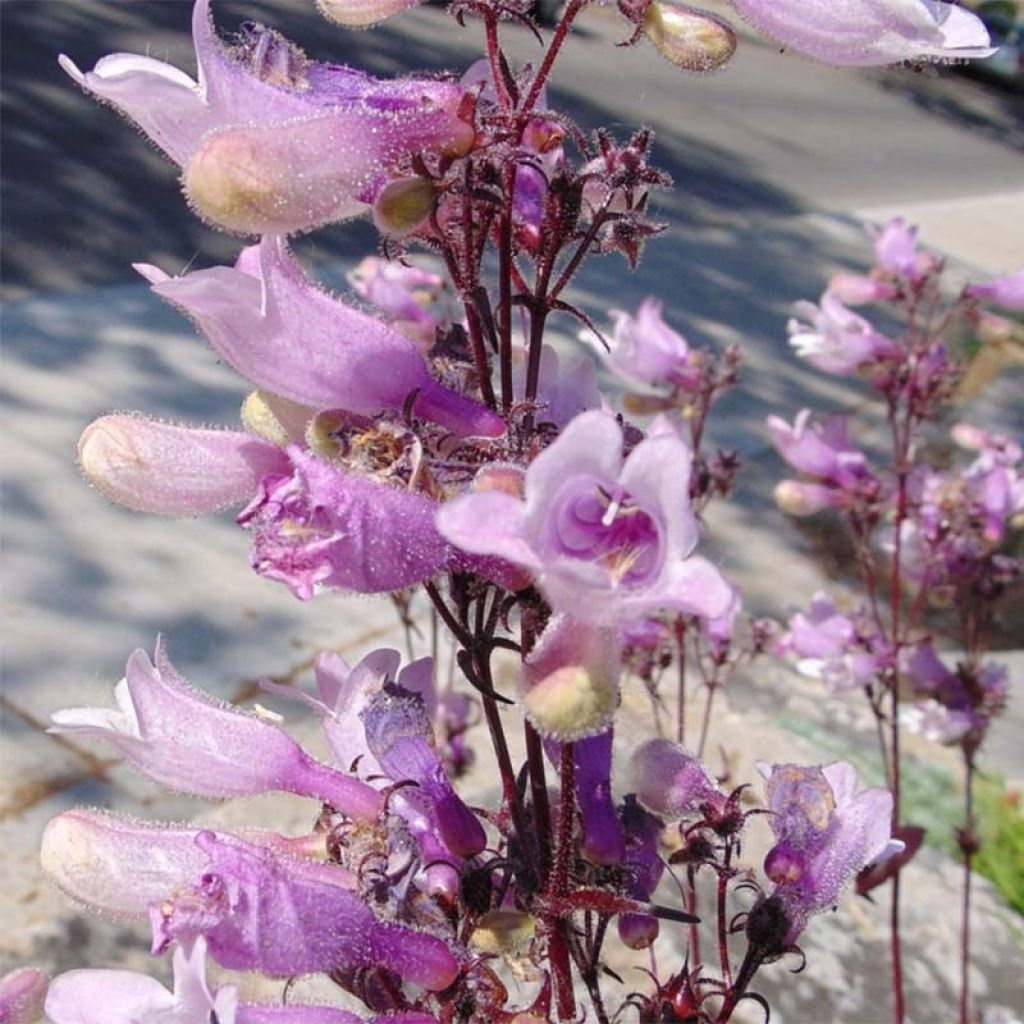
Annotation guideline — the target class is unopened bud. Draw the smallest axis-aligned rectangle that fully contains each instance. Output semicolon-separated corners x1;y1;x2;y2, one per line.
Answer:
373;176;437;237
774;479;835;517
78;415;288;516
523;664;618;741
522;617;621;740
632;738;722;818
764;844;805;884
828;273;898;306
470;910;537;955
240;390;311;446
317;0;420;27
643;2;736;73
184;110;473;236
618;912;659;949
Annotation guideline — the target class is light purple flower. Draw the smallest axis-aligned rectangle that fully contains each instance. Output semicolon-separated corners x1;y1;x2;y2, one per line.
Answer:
50;643;383;821
901;700;975;744
0;968;48;1024
138;236;503;438
768;410;874;492
148;829;459;987
46;935;411;1023
45;938;238;1024
239;446;461;599
348;256;449;349
759;761;897;944
727;0;992;67
438;410;733;625
631;738;724;818
263;649;467;898
78;415;290;516
966;269;1024;312
360;683;487;858
61;0;471;235
606;298;702;391
777;592;881;691
788;292;898;375
40;810;344;921
870;217;921;278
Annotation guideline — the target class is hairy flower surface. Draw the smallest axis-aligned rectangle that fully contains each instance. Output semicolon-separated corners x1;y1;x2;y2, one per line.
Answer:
138;236;503;438
239;446;460;598
439;411;732;625
726;0;992;66
50;643;382;820
759;761;897;944
61;0;470;234
78;416;290;516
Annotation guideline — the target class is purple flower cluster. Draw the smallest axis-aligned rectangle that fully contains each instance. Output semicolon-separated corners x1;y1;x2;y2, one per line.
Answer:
36;0;1006;1020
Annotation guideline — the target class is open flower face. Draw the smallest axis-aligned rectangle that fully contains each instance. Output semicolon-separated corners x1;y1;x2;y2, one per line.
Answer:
438;411;732;625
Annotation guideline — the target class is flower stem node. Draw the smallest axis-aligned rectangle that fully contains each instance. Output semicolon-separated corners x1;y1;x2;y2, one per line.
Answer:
643;3;737;73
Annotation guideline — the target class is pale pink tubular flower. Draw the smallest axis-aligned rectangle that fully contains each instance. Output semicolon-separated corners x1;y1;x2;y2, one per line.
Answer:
49;642;383;821
46;931;439;1023
137;236;504;439
966;269;1024;312
726;0;992;66
788;292;899;375
438;410;733;626
78;415;290;516
40;811;458;989
60;0;471;235
0;968;48;1024
606;298;702;391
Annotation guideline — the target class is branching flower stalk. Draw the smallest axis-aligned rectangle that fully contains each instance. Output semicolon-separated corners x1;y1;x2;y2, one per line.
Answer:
773;224;1023;1023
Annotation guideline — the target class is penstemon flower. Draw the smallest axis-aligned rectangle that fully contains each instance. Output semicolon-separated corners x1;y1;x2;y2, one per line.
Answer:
34;0;1010;1021
438;410;733;625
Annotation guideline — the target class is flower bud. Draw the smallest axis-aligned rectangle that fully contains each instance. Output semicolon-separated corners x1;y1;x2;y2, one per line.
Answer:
184;109;473;236
764;844;806;884
631;739;723;818
828;272;898;306
373;176;437;237
618;912;659;950
470;910;537;954
774;479;837;516
643;3;736;73
317;0;421;28
78;415;289;516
